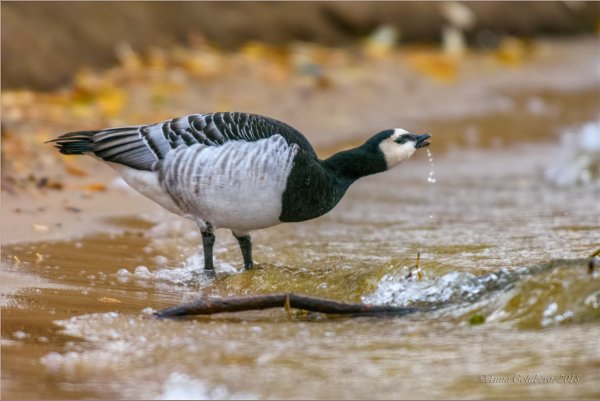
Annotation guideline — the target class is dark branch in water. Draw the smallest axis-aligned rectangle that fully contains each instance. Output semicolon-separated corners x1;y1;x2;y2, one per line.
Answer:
155;293;426;318
155;252;596;318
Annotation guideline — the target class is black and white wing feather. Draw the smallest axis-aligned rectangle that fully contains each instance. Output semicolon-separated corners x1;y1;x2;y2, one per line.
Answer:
50;112;317;171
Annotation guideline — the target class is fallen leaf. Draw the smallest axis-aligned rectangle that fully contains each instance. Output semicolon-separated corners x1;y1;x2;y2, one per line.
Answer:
36;177;49;188
98;297;122;304
33;224;49;232
66;164;88;177
115;42;144;72
47;181;64;190
406;50;457;83
83;183;107;192
97;86;127;118
494;37;533;67
176;47;223;78
37;177;64;190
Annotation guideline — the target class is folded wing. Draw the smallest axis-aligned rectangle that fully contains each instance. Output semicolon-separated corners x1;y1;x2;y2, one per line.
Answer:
50;112;317;171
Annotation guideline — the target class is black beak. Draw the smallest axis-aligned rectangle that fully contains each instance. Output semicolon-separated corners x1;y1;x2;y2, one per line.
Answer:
414;133;431;149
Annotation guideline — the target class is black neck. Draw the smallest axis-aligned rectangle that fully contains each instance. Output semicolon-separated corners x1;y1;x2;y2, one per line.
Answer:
280;142;388;223
321;143;387;182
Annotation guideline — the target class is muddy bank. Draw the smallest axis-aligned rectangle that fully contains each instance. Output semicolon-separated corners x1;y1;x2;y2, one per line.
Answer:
2;37;599;245
3;1;599;89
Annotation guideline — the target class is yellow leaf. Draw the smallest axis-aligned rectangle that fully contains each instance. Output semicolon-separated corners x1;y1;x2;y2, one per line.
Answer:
115;42;144;72
66;164;88;177
83;183;106;192
494;37;532;67
97;86;127;118
406;51;457;83
241;41;271;61
74;69;102;92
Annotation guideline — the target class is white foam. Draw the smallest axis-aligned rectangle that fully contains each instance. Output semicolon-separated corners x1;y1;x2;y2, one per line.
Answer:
159;372;255;400
542;302;558;317
115;254;238;286
584;289;600;309
363;267;519;306
13;330;28;340
541;302;575;327
545;120;600;186
155;255;169;265
42;318;256;399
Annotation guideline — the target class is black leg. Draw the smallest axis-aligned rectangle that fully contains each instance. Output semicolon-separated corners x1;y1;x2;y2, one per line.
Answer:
201;224;216;272
233;231;253;270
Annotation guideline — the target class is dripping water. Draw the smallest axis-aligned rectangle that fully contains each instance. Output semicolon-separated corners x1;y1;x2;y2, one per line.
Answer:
426;148;437;220
426;148;437;184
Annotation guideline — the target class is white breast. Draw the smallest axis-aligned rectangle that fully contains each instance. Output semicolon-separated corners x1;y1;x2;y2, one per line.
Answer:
159;135;298;231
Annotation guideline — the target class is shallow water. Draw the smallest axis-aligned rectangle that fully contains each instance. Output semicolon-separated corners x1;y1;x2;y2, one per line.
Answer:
2;91;600;398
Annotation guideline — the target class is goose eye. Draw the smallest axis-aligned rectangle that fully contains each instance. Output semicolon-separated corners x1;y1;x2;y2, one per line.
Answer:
395;136;409;144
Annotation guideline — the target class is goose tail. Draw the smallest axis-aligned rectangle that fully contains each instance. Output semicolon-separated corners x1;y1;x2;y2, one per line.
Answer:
47;127;159;171
47;130;97;155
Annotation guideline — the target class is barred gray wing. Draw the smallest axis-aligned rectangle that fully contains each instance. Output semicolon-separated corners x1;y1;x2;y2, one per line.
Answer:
50;112;317;171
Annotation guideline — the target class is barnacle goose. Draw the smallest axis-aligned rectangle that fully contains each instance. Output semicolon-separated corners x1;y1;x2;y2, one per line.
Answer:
50;112;431;273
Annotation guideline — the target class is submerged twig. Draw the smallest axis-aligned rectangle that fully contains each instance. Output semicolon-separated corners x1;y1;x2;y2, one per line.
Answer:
405;252;423;280
155;293;425;319
588;248;599;275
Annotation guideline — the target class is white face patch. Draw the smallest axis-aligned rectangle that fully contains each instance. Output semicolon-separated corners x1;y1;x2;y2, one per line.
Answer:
390;128;409;139
379;129;417;169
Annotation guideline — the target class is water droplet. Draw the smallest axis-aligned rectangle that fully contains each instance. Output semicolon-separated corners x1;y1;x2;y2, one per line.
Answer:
426;148;437;184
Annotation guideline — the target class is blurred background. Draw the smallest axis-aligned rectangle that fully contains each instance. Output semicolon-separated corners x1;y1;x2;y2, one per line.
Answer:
3;1;599;181
3;1;599;89
2;2;600;400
